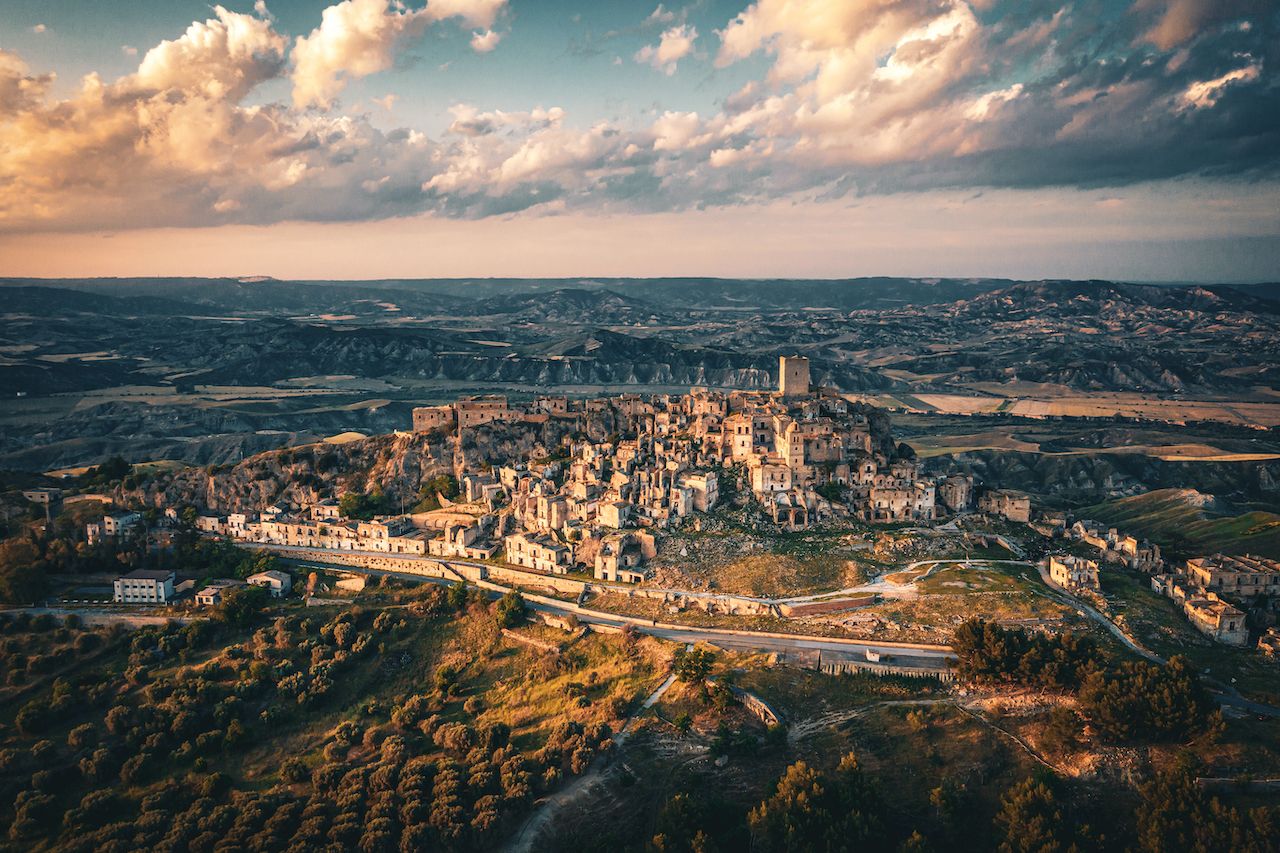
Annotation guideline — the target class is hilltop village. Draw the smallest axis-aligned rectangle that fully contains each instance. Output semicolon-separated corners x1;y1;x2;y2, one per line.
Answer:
155;357;989;579
66;356;1278;656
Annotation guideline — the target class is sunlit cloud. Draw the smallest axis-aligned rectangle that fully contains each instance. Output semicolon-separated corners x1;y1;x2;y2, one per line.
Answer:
635;24;697;75
0;0;1275;238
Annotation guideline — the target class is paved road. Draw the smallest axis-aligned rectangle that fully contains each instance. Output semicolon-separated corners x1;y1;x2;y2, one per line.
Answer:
774;558;1034;604
0;606;187;627
1033;562;1163;662
287;560;956;673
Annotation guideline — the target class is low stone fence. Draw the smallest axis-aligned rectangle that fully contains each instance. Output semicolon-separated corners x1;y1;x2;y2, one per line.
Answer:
706;677;784;727
779;596;877;617
488;565;588;597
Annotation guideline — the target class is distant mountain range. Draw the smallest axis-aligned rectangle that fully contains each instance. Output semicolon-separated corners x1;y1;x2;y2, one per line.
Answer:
2;276;1277;469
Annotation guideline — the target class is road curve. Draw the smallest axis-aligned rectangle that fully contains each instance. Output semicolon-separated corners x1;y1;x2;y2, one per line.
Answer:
287;560;956;673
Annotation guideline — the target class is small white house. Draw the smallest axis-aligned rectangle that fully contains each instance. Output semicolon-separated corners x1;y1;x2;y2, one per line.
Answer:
247;569;293;598
195;578;246;607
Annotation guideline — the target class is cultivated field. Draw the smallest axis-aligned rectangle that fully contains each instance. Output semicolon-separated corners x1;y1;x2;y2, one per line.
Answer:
852;392;1280;428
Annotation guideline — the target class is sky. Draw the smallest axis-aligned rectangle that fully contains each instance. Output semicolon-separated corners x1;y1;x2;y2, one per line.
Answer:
0;0;1277;281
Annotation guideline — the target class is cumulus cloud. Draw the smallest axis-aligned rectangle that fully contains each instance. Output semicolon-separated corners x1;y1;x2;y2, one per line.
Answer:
646;5;677;26
635;24;697;75
292;0;508;108
446;103;566;137
32;24;48;34
0;0;1276;235
134;5;286;101
470;29;502;52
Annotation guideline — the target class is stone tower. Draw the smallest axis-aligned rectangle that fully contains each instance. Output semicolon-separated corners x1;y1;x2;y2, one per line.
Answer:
779;355;810;398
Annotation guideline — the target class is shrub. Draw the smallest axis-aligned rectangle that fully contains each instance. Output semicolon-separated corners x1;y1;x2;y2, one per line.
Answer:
495;591;526;628
279;756;308;783
66;723;97;750
433;723;475;753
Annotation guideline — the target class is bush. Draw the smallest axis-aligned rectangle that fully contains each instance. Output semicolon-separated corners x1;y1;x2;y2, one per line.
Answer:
433;723;475;753
68;723;97;750
495;591;526;629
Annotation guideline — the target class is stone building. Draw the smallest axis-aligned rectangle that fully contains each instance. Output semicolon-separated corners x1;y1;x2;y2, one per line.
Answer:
1048;554;1099;592
779;355;810;398
939;475;973;513
978;489;1031;523
1186;554;1280;601
1183;593;1249;646
411;405;453;432
504;532;571;574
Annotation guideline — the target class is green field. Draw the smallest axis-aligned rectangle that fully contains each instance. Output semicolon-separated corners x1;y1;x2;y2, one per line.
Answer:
1082;489;1280;559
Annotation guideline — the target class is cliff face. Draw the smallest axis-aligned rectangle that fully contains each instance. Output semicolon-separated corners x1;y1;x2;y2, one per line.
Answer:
121;432;454;513
119;396;904;514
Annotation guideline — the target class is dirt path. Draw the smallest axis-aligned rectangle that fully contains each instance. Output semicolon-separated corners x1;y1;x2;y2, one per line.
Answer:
503;671;678;853
786;698;952;743
789;695;1067;774
775;559;1036;604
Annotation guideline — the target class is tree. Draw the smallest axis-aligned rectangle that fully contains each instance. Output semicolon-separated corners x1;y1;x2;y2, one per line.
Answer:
339;489;395;521
748;753;886;853
215;585;270;627
1038;707;1080;755
0;539;47;604
952;619;1097;691
495;591;526;628
674;646;715;684
1134;764;1276;853
995;778;1068;853
1078;656;1215;743
650;792;727;853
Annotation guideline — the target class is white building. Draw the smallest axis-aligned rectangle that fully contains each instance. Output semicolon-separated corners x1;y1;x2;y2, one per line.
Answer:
113;569;175;604
89;511;143;544
246;570;293;598
196;578;246;607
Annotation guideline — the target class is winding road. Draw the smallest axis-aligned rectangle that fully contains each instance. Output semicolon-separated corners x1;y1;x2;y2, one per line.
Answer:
288;560;957;674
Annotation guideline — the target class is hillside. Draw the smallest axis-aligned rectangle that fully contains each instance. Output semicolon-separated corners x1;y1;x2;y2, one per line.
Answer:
1081;488;1280;559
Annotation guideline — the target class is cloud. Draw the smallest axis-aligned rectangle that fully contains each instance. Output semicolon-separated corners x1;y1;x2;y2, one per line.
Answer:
1181;62;1262;110
635;24;697;75
1133;0;1267;50
446;103;566;136
470;29;502;52
32;24;48;34
291;0;508;108
134;5;286;101
646;5;676;26
122;45;139;57
0;50;55;113
0;0;1276;236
